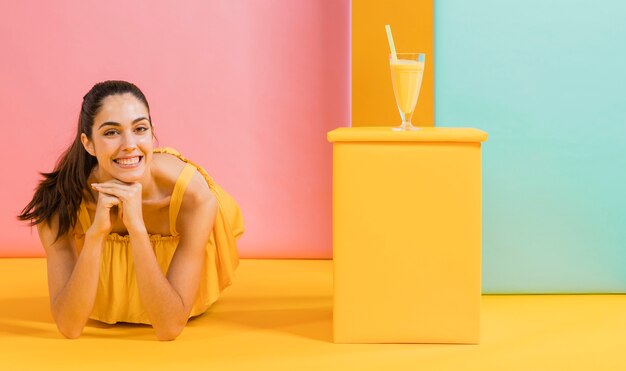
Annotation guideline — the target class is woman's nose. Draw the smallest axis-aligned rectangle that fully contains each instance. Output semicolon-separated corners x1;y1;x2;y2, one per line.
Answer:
121;131;137;150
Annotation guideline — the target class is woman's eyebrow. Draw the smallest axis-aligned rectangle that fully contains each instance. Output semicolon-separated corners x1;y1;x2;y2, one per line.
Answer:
98;117;150;129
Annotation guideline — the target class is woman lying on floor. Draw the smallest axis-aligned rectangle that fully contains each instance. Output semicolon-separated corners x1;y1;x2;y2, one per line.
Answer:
18;80;243;340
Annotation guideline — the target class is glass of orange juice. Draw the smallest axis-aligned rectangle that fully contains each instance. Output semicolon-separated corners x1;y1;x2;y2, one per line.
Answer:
390;53;425;131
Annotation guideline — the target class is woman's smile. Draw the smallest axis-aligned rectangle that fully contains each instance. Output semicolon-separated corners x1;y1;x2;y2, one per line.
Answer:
113;155;144;168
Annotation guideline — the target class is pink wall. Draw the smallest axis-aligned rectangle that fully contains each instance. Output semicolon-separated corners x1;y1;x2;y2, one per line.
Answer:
0;0;350;258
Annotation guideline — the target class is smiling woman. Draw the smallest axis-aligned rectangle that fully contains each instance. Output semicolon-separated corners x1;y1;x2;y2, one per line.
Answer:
17;80;244;341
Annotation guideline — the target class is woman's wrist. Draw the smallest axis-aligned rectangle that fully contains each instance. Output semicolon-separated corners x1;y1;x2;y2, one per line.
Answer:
126;222;148;236
83;228;107;252
85;227;107;242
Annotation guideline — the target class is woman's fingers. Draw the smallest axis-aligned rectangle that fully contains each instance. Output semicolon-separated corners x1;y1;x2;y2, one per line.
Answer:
91;181;141;201
97;192;121;209
91;183;129;199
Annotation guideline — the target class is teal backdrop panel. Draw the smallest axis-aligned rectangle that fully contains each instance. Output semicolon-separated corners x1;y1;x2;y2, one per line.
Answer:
435;1;626;293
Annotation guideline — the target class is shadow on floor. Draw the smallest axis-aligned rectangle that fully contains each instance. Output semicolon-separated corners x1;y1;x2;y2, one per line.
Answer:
199;294;334;342
0;294;334;342
0;296;155;340
0;296;58;338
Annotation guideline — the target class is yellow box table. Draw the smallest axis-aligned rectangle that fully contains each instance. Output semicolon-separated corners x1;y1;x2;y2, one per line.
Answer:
328;127;488;344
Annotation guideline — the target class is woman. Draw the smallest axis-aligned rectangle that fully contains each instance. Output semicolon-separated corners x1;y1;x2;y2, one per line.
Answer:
18;80;243;340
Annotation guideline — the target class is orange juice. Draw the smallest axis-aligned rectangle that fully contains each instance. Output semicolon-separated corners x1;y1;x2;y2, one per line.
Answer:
390;59;425;117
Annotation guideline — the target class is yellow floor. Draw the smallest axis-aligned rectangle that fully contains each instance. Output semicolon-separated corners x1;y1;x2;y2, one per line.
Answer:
1;258;626;370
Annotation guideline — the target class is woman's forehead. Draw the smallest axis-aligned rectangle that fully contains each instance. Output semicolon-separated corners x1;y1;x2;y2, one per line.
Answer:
95;94;149;123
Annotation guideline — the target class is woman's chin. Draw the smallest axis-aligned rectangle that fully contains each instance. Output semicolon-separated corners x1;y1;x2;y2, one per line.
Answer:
111;169;145;183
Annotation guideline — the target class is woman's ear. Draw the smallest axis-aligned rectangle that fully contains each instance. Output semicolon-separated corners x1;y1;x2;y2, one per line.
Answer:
80;133;96;156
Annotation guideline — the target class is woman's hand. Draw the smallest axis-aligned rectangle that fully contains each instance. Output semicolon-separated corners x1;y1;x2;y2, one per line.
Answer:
91;180;145;232
88;184;121;236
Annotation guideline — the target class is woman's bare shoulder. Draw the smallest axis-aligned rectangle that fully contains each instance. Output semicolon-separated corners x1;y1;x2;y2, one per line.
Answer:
152;150;187;176
156;152;215;227
184;168;213;204
153;151;211;199
177;170;216;228
151;151;188;191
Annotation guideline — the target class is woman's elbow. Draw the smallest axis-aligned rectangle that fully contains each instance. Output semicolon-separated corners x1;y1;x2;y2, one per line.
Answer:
155;324;184;341
51;303;85;339
154;315;187;341
57;322;84;339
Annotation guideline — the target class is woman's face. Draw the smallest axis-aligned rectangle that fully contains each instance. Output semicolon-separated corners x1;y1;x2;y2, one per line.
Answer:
81;93;153;183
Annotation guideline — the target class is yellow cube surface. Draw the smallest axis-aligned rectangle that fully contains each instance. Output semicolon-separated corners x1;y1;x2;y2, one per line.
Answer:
328;127;488;343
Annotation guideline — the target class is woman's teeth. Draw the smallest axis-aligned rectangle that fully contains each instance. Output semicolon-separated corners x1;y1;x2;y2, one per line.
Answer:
114;156;141;165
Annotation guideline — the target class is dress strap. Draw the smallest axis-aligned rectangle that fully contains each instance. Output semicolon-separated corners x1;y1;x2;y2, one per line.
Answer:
169;163;197;236
77;200;92;233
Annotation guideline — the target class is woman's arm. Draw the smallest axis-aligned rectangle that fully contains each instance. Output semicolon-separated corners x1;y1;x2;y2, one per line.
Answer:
96;174;218;341
129;191;216;340
41;185;122;339
38;216;105;339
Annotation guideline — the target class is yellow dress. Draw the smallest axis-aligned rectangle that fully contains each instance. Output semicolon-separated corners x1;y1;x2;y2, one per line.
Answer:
74;148;244;324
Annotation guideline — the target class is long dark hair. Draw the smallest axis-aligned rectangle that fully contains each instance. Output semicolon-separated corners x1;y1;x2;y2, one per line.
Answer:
18;80;152;241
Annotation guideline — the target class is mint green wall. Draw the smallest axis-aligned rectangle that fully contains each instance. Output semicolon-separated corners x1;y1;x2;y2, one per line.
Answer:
435;1;626;293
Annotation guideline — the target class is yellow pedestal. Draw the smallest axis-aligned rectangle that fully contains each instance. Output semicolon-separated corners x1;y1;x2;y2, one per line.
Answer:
328;127;488;344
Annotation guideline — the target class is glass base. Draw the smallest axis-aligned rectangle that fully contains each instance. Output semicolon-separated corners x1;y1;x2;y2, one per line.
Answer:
392;122;420;131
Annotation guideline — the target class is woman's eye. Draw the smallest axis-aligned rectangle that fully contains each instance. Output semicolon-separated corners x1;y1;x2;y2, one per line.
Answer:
136;126;149;133
104;130;118;136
